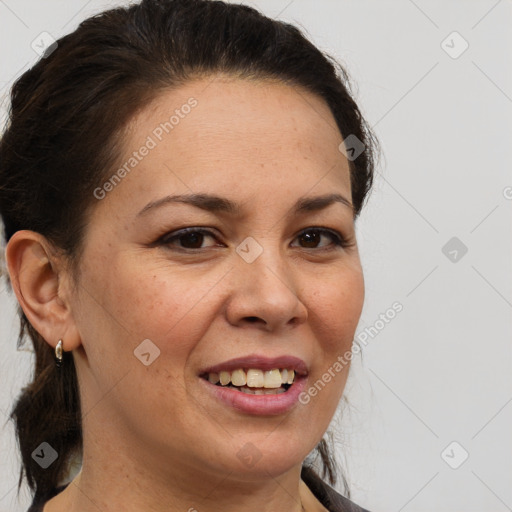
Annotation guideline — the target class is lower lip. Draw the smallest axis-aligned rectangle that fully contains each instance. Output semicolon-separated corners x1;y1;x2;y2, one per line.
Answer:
200;377;307;416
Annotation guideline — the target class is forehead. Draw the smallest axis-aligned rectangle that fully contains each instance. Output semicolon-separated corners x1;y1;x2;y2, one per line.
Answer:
96;75;351;217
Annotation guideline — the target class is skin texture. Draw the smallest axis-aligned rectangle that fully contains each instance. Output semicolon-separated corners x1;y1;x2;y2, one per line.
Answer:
6;75;365;512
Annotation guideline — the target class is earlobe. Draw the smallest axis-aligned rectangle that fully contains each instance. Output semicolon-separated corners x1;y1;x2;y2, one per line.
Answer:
5;230;81;353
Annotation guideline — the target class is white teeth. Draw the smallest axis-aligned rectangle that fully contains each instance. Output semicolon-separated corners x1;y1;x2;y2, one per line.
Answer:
246;369;265;388
206;367;297;389
208;372;220;384
264;369;282;388
219;371;231;386
231;369;247;387
233;385;284;395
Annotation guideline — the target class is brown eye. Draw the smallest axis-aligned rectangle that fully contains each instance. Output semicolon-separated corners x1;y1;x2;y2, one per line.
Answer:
292;228;347;250
160;228;220;250
178;232;205;248
299;231;321;248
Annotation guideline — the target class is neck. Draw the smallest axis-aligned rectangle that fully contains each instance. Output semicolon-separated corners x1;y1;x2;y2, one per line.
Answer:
47;466;308;512
44;432;310;512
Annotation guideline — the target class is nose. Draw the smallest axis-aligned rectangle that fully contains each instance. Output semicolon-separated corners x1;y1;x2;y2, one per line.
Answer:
224;245;308;332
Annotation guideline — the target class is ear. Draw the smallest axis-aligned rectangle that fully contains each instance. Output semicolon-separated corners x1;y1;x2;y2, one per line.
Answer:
5;230;81;353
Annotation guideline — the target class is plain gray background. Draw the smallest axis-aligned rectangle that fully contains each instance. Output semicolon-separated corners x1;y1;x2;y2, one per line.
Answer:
1;1;511;511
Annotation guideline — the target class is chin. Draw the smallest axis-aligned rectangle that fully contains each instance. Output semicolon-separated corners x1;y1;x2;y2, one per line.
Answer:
212;434;317;482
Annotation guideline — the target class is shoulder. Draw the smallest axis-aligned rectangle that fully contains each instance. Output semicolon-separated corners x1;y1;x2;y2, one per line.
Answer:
301;466;372;512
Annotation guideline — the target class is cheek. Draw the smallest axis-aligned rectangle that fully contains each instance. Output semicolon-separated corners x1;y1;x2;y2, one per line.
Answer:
300;268;364;424
309;268;364;352
85;257;222;360
75;256;220;419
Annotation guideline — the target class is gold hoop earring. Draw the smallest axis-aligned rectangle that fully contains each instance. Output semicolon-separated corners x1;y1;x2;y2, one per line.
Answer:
55;339;63;368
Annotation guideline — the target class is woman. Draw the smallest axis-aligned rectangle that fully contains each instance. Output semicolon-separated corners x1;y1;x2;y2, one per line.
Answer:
0;0;378;511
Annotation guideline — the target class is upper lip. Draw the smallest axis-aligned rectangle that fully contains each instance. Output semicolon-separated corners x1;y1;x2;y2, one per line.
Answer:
200;354;308;376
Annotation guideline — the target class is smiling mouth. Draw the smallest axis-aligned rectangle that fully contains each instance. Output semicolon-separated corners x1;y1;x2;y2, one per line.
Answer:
201;368;296;395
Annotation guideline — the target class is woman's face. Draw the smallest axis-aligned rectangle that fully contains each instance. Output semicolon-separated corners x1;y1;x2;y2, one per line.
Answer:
70;75;364;483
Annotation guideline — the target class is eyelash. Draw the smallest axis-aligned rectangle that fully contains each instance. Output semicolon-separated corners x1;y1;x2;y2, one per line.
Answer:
157;227;352;252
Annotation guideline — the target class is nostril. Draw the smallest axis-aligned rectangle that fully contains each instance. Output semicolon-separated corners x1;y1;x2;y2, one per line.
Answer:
245;316;260;323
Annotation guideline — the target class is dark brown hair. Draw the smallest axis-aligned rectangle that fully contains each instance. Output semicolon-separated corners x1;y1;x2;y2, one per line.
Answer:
0;0;378;503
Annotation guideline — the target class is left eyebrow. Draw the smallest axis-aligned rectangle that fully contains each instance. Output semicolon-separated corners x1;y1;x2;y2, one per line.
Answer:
294;193;353;214
136;192;353;218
